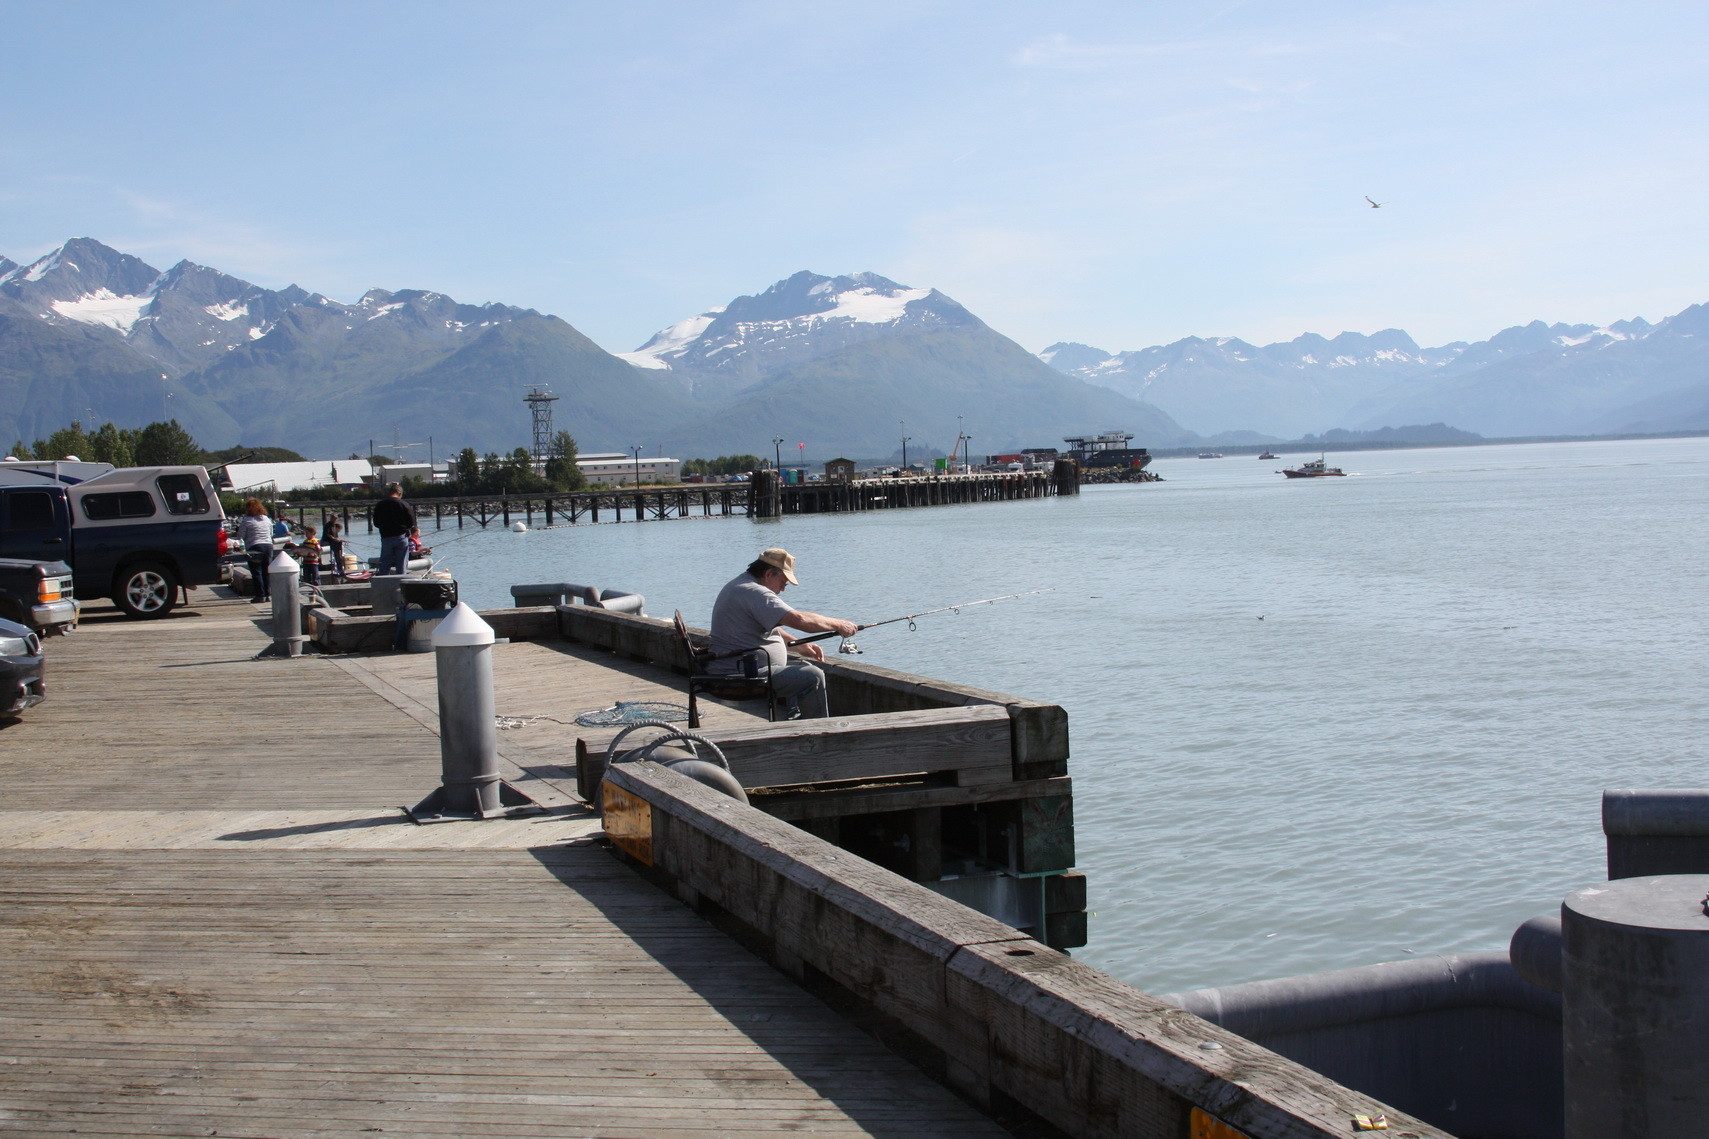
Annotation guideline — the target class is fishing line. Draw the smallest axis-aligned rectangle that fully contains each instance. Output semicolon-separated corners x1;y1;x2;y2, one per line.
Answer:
792;588;1053;651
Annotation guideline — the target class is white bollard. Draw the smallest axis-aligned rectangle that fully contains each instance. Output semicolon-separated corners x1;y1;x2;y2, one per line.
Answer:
407;603;543;821
268;551;303;658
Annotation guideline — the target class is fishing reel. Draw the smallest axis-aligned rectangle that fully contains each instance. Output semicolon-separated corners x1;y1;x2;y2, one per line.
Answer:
838;638;863;654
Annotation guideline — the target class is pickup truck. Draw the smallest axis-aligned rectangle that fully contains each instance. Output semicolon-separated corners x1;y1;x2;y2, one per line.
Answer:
0;464;225;618
0;558;77;635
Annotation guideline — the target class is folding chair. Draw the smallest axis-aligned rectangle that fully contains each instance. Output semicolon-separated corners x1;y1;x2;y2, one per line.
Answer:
672;610;778;729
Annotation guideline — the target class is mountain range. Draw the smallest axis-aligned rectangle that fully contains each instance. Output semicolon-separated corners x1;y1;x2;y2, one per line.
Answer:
5;237;1707;463
1039;309;1709;440
0;241;1187;460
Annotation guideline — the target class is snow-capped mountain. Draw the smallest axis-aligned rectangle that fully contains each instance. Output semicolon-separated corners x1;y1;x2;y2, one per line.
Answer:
0;237;697;455
619;270;984;400
1040;315;1691;439
0;237;542;377
637;270;1193;458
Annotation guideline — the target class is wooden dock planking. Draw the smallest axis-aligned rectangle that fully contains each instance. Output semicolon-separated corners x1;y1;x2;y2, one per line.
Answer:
0;593;1006;1136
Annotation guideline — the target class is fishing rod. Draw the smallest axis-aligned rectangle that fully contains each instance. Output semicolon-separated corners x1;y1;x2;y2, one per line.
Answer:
791;588;1053;648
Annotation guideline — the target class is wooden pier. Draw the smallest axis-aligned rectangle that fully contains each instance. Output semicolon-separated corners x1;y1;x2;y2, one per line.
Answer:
0;595;1004;1136
279;461;1082;534
0;591;1446;1137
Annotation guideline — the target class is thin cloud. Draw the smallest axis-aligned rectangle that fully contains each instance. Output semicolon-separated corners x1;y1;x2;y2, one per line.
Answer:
1013;33;1182;69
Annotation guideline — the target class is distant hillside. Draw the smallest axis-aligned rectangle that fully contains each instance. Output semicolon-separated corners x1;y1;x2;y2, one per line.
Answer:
626;269;1195;456
1040;307;1709;440
0;238;691;456
0;241;1192;460
658;326;1193;459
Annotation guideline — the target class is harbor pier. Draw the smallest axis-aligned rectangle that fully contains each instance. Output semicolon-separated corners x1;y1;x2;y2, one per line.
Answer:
279;461;1083;534
0;590;1440;1137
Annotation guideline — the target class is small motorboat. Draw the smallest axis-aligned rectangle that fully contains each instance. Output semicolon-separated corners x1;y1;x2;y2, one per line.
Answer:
1197;451;1225;459
1258;451;1277;460
1281;455;1346;478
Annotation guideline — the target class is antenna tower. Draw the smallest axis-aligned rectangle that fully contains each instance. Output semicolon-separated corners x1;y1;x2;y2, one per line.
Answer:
524;386;560;463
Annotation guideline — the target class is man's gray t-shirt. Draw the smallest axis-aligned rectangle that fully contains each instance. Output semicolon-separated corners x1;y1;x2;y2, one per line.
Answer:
709;572;794;672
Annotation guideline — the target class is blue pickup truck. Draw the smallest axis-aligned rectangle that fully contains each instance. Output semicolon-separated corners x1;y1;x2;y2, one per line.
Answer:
0;461;226;618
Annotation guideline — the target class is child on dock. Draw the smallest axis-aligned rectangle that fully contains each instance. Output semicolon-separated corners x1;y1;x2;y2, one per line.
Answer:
323;518;345;581
298;526;322;586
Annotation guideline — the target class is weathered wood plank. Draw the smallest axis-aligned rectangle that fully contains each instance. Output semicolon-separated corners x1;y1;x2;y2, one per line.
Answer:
0;595;1009;1137
608;760;1450;1139
752;775;1072;821
695;705;1014;787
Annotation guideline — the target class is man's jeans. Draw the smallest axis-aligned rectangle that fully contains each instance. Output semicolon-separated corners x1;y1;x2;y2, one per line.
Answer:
771;661;828;719
378;534;410;576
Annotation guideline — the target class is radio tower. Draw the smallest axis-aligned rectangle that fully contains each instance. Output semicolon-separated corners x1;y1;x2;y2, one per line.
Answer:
524;386;560;465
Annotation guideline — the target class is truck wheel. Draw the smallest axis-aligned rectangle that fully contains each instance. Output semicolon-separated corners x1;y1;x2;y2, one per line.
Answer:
114;562;179;619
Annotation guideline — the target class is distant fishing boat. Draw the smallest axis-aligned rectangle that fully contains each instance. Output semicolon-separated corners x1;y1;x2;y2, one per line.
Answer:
1281;455;1346;478
1197;452;1224;459
1258;452;1277;460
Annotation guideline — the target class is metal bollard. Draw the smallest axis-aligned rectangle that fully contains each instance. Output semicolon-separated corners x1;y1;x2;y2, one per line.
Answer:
407;603;543;822
268;551;304;657
1563;873;1709;1136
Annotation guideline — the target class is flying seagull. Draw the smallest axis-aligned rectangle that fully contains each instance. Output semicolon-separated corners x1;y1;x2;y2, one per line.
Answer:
1365;196;1383;208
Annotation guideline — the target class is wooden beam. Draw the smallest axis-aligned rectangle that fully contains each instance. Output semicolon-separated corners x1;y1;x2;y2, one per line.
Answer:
752;776;1073;821
605;761;1448;1139
694;705;1013;788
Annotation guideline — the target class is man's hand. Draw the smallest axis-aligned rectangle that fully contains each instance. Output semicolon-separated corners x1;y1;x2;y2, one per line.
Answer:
784;611;860;640
793;642;826;662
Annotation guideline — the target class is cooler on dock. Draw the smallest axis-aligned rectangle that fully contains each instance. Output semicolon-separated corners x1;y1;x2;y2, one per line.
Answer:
395;574;458;651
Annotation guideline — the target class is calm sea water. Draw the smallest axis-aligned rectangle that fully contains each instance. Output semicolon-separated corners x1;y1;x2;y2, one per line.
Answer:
385;436;1709;995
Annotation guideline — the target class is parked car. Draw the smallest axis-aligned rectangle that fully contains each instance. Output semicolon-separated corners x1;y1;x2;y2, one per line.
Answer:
0;464;225;618
0;558;77;635
0;615;44;716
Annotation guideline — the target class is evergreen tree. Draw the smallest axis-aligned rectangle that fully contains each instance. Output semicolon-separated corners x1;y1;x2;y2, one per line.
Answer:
88;422;136;468
134;420;201;466
454;448;481;487
544;430;585;490
34;421;93;461
9;440;30;459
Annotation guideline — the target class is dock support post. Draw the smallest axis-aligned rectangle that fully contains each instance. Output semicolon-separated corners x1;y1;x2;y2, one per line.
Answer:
1563;873;1709;1136
267;552;304;658
408;604;543;822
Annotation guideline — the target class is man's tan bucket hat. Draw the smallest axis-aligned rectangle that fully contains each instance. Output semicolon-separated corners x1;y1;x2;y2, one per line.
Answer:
758;548;799;585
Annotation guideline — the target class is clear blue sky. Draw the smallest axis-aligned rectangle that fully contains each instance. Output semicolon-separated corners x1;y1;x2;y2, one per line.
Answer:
5;1;1705;354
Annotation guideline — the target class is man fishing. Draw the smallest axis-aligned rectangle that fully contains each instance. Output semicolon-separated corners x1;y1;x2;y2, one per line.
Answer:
709;548;858;720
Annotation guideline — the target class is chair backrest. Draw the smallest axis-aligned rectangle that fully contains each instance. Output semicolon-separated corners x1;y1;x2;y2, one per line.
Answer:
672;610;712;671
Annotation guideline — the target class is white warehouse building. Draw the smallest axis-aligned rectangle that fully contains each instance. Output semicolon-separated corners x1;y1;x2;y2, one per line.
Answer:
577;453;681;485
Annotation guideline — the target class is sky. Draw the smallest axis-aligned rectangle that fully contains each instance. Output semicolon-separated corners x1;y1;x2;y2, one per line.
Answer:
4;1;1706;355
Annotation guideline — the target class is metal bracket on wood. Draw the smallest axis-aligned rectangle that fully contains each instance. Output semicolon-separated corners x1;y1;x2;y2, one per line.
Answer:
406;781;544;824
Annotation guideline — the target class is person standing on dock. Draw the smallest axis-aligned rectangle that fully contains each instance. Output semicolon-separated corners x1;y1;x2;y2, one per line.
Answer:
323;517;345;580
238;498;275;602
709;548;858;719
372;483;415;576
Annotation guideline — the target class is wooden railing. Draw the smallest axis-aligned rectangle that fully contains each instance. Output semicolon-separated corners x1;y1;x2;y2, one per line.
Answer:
603;759;1447;1139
